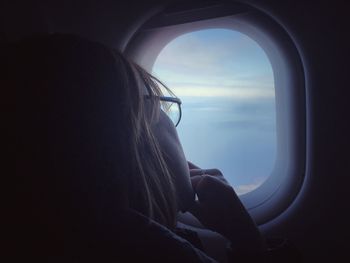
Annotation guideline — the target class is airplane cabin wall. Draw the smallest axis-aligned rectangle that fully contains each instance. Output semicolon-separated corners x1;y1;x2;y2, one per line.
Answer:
245;1;349;261
2;0;348;261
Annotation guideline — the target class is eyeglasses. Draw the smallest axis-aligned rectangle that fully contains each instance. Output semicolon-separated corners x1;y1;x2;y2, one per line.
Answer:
159;96;182;127
144;95;182;127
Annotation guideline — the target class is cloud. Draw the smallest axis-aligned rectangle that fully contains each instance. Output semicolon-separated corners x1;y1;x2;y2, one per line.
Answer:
213;119;275;132
169;84;275;99
234;177;266;195
235;183;260;195
153;70;274;93
193;106;223;112
152;29;275;100
153;29;273;79
154;32;235;72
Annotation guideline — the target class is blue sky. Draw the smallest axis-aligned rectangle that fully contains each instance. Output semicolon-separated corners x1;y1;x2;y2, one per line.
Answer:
152;29;276;195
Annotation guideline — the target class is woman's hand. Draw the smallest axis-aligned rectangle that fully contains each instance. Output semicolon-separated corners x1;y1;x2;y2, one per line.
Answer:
187;161;266;253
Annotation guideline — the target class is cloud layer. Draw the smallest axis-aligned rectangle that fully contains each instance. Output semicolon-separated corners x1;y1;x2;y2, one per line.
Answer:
153;29;276;194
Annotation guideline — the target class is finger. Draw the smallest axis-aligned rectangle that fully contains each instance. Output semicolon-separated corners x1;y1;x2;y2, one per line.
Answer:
188;161;201;169
190;175;204;189
202;169;228;184
190;168;223;177
201;168;223;176
194;175;220;202
189;169;205;177
195;175;233;202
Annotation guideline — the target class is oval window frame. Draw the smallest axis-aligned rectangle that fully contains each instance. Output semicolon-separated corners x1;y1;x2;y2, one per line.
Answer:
124;2;306;225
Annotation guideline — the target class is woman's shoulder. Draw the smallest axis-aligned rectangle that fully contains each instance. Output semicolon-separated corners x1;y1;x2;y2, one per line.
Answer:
104;208;218;263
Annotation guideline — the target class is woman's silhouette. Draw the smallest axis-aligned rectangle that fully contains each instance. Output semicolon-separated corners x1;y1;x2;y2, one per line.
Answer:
8;34;265;262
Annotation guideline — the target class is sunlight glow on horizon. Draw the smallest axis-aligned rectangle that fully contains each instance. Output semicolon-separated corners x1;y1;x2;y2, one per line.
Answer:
165;85;275;99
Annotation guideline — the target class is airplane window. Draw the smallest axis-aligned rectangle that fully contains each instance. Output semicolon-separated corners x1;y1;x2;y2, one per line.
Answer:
153;29;276;195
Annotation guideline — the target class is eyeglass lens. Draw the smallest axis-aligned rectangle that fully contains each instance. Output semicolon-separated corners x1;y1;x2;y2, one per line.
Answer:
160;101;180;127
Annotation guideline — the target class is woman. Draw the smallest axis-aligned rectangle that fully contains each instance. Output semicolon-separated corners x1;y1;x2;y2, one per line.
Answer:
9;33;266;262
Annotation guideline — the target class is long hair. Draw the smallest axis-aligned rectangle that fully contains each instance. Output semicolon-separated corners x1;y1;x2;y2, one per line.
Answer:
9;34;178;231
111;51;178;228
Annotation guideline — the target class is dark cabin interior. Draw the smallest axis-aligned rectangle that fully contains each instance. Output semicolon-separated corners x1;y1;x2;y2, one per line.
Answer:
3;0;349;262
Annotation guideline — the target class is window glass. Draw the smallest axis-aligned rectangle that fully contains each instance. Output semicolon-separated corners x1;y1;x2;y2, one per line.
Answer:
153;29;276;195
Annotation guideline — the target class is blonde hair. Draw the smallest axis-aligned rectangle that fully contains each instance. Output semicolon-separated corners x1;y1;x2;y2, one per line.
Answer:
112;51;178;228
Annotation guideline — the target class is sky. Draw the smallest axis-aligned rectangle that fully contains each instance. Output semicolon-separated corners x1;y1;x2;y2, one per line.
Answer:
152;29;276;195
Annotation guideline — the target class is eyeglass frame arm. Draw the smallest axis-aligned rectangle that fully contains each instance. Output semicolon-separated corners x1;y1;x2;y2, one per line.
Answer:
144;95;182;127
